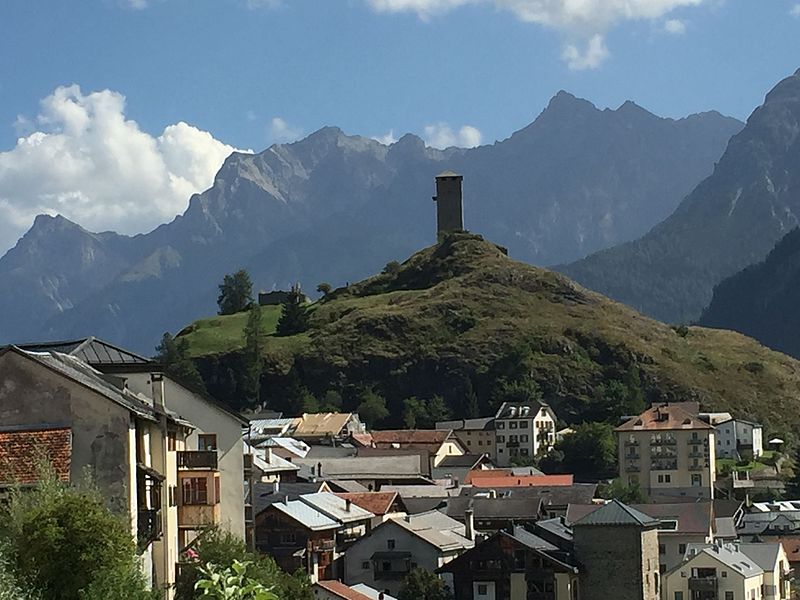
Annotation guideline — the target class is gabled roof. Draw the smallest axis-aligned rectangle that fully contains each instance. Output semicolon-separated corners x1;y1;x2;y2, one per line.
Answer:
259;436;310;458
298;492;374;523
15;337;151;366
736;543;783;572
567;501;713;534
293;413;357;437
681;544;763;578
617;403;713;432
436;417;494;432
446;495;543;521
387;511;473;552
269;499;339;531
0;426;71;485
369;429;459;453
572;499;659;528
314;581;373;600
335;492;403;516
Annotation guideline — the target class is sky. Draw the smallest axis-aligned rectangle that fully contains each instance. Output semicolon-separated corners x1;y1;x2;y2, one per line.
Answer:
1;0;799;253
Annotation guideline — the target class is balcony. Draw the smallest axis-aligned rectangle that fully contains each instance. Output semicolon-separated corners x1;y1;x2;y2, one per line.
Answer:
689;577;718;593
178;503;220;528
137;509;162;549
651;462;678;471
688;451;705;458
651;438;677;446
311;539;336;552
177;451;218;470
625;464;640;473
506;441;520;448
688;464;706;471
624;440;640;447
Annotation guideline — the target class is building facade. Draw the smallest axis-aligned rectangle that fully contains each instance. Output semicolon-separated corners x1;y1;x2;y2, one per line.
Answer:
494;402;557;467
436;418;496;460
715;418;764;460
616;404;716;500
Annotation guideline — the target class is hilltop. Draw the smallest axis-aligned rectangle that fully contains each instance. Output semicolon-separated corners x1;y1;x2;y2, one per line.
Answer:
179;233;800;433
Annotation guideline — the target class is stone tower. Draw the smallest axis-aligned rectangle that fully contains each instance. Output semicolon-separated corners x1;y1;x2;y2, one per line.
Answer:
572;500;662;600
433;171;464;239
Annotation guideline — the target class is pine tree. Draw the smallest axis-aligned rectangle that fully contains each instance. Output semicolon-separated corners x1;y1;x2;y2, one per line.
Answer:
242;304;264;405
154;333;207;393
275;288;310;336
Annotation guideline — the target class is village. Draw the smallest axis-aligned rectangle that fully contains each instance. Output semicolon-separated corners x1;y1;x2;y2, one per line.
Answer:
0;335;797;600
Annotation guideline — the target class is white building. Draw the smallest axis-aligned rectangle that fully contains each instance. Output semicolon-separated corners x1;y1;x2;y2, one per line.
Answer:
715;418;763;460
493;402;557;467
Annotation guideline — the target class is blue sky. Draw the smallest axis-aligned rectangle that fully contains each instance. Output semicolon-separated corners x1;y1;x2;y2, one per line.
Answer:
0;0;799;252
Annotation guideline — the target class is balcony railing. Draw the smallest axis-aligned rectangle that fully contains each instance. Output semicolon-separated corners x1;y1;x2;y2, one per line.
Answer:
178;503;220;528
688;464;706;471
137;509;162;549
625;464;640;473
624;440;640;447
689;577;718;593
310;539;335;552
177;451;218;470
625;453;641;460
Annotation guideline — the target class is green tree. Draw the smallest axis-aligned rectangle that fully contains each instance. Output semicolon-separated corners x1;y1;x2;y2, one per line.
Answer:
382;260;401;275
175;529;311;600
241;304;265;405
0;465;154;600
275;289;310;336
316;282;332;298
491;377;542;409
218;269;254;315
544;422;617;480
403;396;452;429
0;543;36;600
319;390;343;412
785;446;800;498
195;561;277;600
155;332;208;393
601;479;647;504
357;388;389;428
590;367;645;423
398;568;453;600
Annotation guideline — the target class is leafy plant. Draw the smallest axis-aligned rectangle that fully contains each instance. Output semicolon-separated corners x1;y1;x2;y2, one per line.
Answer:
218;270;254;315
398;568;453;600
195;561;277;600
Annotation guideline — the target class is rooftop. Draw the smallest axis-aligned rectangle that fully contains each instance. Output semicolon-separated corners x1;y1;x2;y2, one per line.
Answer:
293;413;356;437
15;337;151;366
446;495;542;521
269;499;339;531
0;426;72;485
469;474;574;488
567;501;713;534
617;403;714;432
436;417;494;431
298;492;374;523
335;492;402;516
314;581;373;600
683;544;763;578
389;510;473;552
572;499;659;528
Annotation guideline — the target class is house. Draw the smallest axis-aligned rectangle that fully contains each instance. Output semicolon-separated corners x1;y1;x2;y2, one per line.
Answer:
438;525;579;600
0;346;193;598
247;443;300;483
445;494;544;536
493;402;557;467
664;542;791;600
460;484;597;520
313;580;375;600
571;500;661;600
431;454;493;486
292;413;366;444
739;511;800;540
248;417;296;441
17;337;249;544
344;510;474;597
616;403;716;500
715;418;764;460
335;492;409;527
567;501;717;572
260;436;311;459
775;537;800;576
351;583;397;600
362;430;468;468
255;498;340;581
466;471;575;489
436;417;496;460
299;492;375;550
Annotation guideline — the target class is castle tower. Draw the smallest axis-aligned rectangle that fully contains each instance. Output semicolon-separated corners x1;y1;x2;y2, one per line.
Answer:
433;171;464;239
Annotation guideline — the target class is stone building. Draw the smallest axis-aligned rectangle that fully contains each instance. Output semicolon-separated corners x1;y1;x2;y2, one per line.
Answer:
572;499;661;600
433;171;464;238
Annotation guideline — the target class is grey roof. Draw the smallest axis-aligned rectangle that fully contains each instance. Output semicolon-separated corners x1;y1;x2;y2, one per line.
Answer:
351;584;398;600
18;349;157;421
572;500;659;528
446;496;542;521
327;480;370;493
436;417;494;431
683;544;763;578
271;499;339;531
534;517;574;544
511;526;558;551
252;481;326;515
460;484;597;507
736;543;783;572
383;484;459;498
715;517;738;539
436;454;488;469
403;497;448;514
299;492;374;523
295;455;428;480
388;511;473;552
17;337;152;365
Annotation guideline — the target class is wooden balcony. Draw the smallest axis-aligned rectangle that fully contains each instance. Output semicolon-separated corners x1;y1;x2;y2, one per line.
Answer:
178;503;221;528
177;451;218;470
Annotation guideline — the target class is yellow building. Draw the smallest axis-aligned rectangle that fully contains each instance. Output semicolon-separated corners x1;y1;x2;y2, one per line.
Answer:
616;404;716;501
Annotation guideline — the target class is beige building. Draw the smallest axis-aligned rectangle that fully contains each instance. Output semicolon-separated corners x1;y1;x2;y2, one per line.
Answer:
365;430;467;468
664;542;791;600
616;404;716;501
494;402;557;467
436;417;496;460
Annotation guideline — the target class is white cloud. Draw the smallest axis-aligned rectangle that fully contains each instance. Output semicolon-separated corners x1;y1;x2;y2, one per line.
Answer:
269;117;304;144
561;34;610;71
373;130;398;145
365;0;705;68
0;85;246;254
663;18;686;34
423;123;482;148
791;4;800;17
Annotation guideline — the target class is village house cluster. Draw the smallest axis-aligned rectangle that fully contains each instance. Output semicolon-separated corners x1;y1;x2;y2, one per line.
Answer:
0;335;795;600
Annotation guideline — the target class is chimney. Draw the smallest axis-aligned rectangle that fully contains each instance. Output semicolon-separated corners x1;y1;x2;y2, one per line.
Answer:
465;508;475;542
317;462;323;478
432;172;464;239
151;372;166;411
272;480;280;494
266;447;273;464
346;499;352;512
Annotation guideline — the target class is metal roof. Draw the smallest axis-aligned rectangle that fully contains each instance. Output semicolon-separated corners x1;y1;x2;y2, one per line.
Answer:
683;544;763;578
389;511;473;552
17;337;152;365
271;499;339;531
572;499;659;528
299;492;374;523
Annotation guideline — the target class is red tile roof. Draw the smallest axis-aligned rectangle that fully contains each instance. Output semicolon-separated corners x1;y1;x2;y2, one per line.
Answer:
0;427;72;485
616;404;713;432
470;474;574;488
315;580;373;600
776;537;800;564
335;492;399;515
371;430;452;445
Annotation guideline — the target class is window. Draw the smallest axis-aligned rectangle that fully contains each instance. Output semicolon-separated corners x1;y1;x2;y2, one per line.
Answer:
362;561;370;570
659;544;665;555
510;422;518;429
725;592;733;600
280;532;297;544
691;474;702;486
678;544;686;555
496;422;505;430
387;539;395;550
477;584;488;596
198;434;218;451
478;440;483;446
674;593;683;600
520;435;529;443
721;571;727;578
520;421;529;429
497;436;505;443
181;477;208;505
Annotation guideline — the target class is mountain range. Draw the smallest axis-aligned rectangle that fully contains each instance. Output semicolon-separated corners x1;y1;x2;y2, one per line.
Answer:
0;93;741;354
562;69;800;325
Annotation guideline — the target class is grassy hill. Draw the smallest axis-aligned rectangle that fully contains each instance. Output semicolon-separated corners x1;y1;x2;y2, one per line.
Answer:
179;233;800;434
